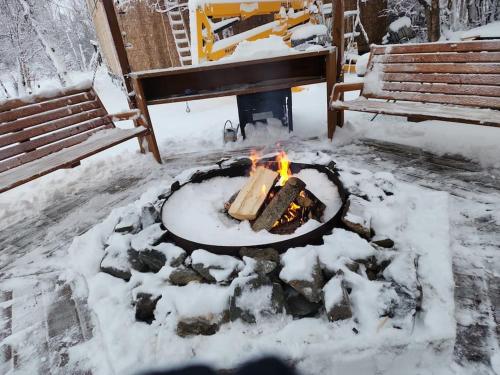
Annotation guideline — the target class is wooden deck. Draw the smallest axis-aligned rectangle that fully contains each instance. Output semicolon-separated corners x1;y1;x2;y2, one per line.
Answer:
0;139;498;373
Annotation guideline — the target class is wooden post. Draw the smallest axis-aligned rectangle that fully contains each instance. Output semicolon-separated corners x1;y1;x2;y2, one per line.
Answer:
131;78;162;163
101;0;161;162
326;49;337;139
332;0;345;131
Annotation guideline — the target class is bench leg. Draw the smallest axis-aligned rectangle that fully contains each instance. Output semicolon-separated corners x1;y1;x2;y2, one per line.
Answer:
144;130;161;164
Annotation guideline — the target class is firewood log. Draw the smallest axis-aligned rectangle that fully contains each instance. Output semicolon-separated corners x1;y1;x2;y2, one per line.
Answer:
228;167;279;221
252;177;306;232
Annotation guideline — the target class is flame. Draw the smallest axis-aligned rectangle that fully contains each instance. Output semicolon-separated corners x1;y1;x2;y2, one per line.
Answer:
249;150;260;175
261;184;267;195
276;150;291;186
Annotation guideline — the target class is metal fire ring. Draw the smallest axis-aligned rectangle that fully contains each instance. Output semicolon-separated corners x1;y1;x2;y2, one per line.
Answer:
160;157;348;255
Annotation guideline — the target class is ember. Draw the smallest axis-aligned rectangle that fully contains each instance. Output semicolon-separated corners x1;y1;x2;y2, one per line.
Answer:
227;151;326;234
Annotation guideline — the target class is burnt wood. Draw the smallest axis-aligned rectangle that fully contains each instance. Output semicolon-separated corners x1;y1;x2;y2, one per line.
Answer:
252;177;306;232
330;40;500;127
0;86;155;193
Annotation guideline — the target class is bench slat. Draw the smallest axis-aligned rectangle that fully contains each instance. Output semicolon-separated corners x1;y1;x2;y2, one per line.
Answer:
0;85;92;113
381;82;500;98
372;41;500;55
331;98;500;126
383;73;500;86
0;123;114;173
382;63;500;74
373;52;500;64
0;127;149;193
0;116;111;162
366;90;500;109
0;108;107;147
0;91;95;124
0;100;101;136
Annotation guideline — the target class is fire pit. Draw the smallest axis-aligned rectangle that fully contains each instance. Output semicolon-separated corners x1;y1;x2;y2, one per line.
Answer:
160;153;348;254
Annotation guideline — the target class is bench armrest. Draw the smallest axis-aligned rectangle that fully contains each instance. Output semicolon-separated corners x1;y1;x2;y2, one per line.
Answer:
330;82;364;102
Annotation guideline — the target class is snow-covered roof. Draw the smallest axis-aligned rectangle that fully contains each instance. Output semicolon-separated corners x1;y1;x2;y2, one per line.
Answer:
461;21;500;40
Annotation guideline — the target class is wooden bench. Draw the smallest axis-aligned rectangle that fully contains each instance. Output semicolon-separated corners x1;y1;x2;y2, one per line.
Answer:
0;83;161;193
330;40;500;128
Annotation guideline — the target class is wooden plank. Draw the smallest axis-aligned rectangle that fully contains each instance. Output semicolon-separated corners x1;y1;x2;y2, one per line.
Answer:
373;52;500;64
372;41;500;55
381;82;500;97
0;91;95;124
383;73;500;86
0;117;111;162
252;177;306;232
366;90;500;109
0;124;114;173
228;166;279;221
0;108;107;147
0;100;101;136
381;63;500;74
330;98;500;126
0;127;148;193
0;85;92;113
128;49;332;79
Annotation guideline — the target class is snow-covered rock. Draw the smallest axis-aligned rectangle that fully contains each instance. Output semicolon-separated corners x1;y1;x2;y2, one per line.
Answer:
191;249;243;283
342;195;373;239
323;273;352;322
130;223;167;251
355;52;370;77
280;247;324;303
100;233;132;281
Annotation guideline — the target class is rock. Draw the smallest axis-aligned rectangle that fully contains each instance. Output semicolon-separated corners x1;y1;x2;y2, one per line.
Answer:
378;282;417;327
323;273;352;322
100;233;132;281
127;249;149;272
341;195;372;239
152;243;186;267
130;223;167;252
241;256;277;276
372;238;395;249
140;203;160;228
169;267;204;286
280;248;324;303
114;211;141;234
239;247;280;263
191;250;243;283
176;317;220;337
284;286;322;318
357;256;391;281
134;293;161;324
229;275;285;323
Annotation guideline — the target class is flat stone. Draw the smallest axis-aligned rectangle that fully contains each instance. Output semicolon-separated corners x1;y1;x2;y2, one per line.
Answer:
176;317;220;337
134;293;161;324
239;247;280;263
114;211;141;234
323;274;352;322
191;250;243;283
342;195;372;239
285;261;324;303
140;203;160;228
100;233;132;281
284;286;322;318
372;238;395;248
169;267;204;286
229;275;285;323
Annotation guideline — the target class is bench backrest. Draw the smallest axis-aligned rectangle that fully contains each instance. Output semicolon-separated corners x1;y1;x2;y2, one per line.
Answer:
362;40;500;109
0;84;114;173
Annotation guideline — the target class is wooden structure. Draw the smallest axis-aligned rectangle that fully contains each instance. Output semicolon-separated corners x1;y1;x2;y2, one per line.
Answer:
330;40;500;127
0;84;158;193
129;48;341;139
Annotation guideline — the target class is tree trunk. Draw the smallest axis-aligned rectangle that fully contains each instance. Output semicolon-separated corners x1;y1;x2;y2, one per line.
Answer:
17;0;69;87
0;80;10;99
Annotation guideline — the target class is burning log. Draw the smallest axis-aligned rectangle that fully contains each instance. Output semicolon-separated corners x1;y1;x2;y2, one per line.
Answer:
297;190;326;222
228;167;279;221
252;177;306;232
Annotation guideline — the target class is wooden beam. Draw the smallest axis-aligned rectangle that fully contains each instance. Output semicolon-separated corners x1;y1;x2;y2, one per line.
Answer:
332;0;345;130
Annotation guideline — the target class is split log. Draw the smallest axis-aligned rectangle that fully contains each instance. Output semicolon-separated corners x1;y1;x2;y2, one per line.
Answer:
229;167;279;221
252;177;306;232
297;189;326;222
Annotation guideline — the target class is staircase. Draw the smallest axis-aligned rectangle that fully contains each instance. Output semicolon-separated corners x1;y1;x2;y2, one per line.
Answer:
166;0;192;66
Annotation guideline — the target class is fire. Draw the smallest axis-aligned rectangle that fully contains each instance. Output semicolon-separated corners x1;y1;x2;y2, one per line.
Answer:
249;150;260;175
276;150;291;186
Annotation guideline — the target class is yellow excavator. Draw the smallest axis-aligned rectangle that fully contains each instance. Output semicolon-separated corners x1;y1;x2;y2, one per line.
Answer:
190;0;330;63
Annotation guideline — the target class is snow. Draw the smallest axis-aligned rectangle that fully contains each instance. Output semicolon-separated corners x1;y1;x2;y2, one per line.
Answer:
161;168;342;246
355;52;370;77
191;249;243;281
63;159;455;374
323;276;343;310
461;21;500;39
291;24;327;41
217;35;297;61
389;16;412;32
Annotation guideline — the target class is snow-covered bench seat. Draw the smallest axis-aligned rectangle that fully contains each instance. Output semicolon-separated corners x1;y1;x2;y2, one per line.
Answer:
0;83;157;193
330;40;500;128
